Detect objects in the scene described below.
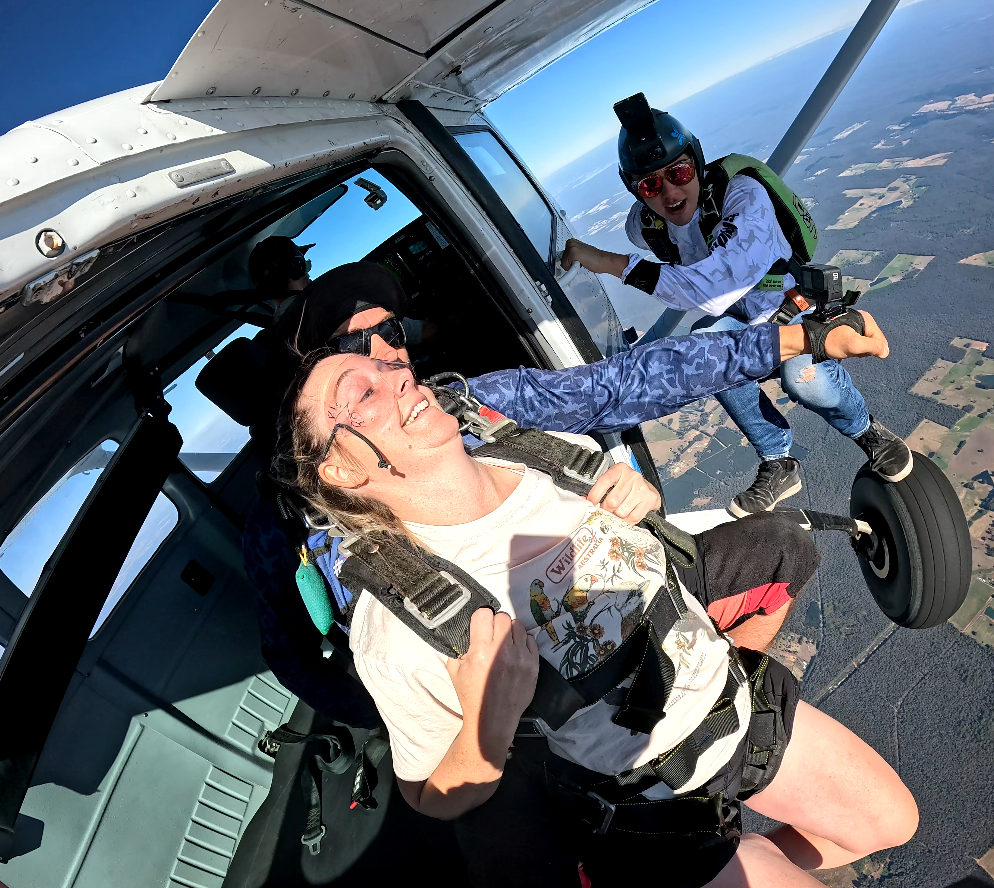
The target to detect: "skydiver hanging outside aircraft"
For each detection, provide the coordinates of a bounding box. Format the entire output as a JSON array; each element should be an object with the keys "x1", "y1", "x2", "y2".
[{"x1": 561, "y1": 93, "x2": 913, "y2": 517}]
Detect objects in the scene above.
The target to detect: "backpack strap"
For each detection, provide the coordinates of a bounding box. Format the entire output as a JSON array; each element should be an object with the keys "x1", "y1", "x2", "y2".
[{"x1": 638, "y1": 204, "x2": 682, "y2": 264}]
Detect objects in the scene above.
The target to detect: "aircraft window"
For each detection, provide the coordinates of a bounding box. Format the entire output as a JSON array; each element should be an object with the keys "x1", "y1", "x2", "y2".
[
  {"x1": 0, "y1": 440, "x2": 179, "y2": 637},
  {"x1": 167, "y1": 324, "x2": 259, "y2": 483},
  {"x1": 452, "y1": 130, "x2": 554, "y2": 263},
  {"x1": 294, "y1": 170, "x2": 421, "y2": 280},
  {"x1": 91, "y1": 493, "x2": 178, "y2": 636}
]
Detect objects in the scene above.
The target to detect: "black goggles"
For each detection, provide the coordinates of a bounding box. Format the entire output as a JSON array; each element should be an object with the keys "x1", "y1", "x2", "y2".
[{"x1": 327, "y1": 316, "x2": 406, "y2": 356}]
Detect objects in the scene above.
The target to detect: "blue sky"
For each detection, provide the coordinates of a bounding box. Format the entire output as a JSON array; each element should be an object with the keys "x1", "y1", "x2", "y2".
[{"x1": 0, "y1": 0, "x2": 902, "y2": 180}]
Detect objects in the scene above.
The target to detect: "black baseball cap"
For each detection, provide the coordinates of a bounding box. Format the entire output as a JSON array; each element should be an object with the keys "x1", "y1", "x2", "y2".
[
  {"x1": 274, "y1": 261, "x2": 408, "y2": 357},
  {"x1": 248, "y1": 236, "x2": 314, "y2": 289}
]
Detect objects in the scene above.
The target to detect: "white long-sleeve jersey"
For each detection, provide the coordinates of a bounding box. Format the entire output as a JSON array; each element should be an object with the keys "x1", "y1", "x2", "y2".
[{"x1": 622, "y1": 174, "x2": 795, "y2": 324}]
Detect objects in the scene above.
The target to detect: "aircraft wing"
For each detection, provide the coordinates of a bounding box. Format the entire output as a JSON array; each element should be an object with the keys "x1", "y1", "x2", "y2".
[{"x1": 149, "y1": 0, "x2": 656, "y2": 107}]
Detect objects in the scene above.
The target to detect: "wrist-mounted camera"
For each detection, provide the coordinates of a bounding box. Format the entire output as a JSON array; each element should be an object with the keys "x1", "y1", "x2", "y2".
[{"x1": 796, "y1": 264, "x2": 862, "y2": 322}]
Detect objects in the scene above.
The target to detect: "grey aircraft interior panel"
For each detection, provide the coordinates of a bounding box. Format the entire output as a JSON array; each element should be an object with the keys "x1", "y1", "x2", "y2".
[{"x1": 2, "y1": 430, "x2": 295, "y2": 887}]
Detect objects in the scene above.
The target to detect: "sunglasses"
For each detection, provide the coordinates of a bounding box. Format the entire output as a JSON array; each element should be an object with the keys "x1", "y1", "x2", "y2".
[
  {"x1": 328, "y1": 316, "x2": 407, "y2": 356},
  {"x1": 636, "y1": 159, "x2": 696, "y2": 199}
]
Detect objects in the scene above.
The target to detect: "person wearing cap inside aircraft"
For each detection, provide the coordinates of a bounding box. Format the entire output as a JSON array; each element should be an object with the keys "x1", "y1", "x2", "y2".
[
  {"x1": 561, "y1": 93, "x2": 913, "y2": 518},
  {"x1": 242, "y1": 261, "x2": 895, "y2": 731},
  {"x1": 248, "y1": 236, "x2": 315, "y2": 313},
  {"x1": 250, "y1": 235, "x2": 438, "y2": 349}
]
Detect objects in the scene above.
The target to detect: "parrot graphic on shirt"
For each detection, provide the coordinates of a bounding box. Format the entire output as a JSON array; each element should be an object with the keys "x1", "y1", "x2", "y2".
[
  {"x1": 529, "y1": 579, "x2": 560, "y2": 644},
  {"x1": 563, "y1": 575, "x2": 599, "y2": 622}
]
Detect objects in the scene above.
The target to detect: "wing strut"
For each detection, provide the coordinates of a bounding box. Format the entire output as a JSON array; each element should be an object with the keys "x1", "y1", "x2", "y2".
[{"x1": 767, "y1": 0, "x2": 901, "y2": 177}]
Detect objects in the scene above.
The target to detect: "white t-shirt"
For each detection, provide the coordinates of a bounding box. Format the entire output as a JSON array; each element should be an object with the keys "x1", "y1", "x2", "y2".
[
  {"x1": 622, "y1": 174, "x2": 795, "y2": 323},
  {"x1": 349, "y1": 456, "x2": 750, "y2": 800}
]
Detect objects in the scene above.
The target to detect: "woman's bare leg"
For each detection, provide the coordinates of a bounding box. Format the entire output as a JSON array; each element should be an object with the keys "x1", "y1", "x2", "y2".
[
  {"x1": 705, "y1": 834, "x2": 825, "y2": 887},
  {"x1": 744, "y1": 701, "x2": 918, "y2": 869}
]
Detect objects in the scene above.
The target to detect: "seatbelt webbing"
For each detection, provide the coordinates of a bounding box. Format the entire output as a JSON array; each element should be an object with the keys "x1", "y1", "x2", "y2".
[{"x1": 261, "y1": 725, "x2": 356, "y2": 855}]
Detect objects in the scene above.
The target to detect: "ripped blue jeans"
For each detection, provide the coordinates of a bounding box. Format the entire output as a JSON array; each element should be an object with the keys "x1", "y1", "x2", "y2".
[{"x1": 687, "y1": 312, "x2": 871, "y2": 460}]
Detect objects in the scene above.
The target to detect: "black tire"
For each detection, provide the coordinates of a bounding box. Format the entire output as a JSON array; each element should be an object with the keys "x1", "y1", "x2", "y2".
[{"x1": 849, "y1": 452, "x2": 971, "y2": 629}]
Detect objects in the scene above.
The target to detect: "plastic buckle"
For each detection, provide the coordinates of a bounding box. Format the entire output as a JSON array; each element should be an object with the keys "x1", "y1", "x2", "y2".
[
  {"x1": 301, "y1": 825, "x2": 326, "y2": 856},
  {"x1": 514, "y1": 717, "x2": 543, "y2": 739},
  {"x1": 403, "y1": 573, "x2": 471, "y2": 629},
  {"x1": 585, "y1": 792, "x2": 616, "y2": 835}
]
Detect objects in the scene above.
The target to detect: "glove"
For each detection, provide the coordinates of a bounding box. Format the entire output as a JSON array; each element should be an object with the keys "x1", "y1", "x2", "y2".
[{"x1": 801, "y1": 309, "x2": 866, "y2": 363}]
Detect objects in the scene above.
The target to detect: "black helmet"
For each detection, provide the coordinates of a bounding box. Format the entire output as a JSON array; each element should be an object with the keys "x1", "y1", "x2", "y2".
[
  {"x1": 614, "y1": 93, "x2": 705, "y2": 196},
  {"x1": 249, "y1": 236, "x2": 314, "y2": 290}
]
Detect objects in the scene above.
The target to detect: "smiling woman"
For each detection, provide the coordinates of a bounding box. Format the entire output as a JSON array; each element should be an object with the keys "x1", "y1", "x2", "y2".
[
  {"x1": 279, "y1": 350, "x2": 918, "y2": 888},
  {"x1": 288, "y1": 355, "x2": 462, "y2": 539}
]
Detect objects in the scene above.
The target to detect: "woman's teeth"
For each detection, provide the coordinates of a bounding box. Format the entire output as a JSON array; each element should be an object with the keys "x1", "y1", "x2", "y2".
[
  {"x1": 403, "y1": 399, "x2": 429, "y2": 427},
  {"x1": 667, "y1": 199, "x2": 686, "y2": 211}
]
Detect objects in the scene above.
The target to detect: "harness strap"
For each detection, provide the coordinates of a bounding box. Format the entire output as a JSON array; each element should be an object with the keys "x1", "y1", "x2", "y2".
[
  {"x1": 769, "y1": 287, "x2": 810, "y2": 326},
  {"x1": 338, "y1": 534, "x2": 500, "y2": 658},
  {"x1": 592, "y1": 664, "x2": 743, "y2": 803},
  {"x1": 553, "y1": 786, "x2": 735, "y2": 839},
  {"x1": 474, "y1": 426, "x2": 609, "y2": 497},
  {"x1": 517, "y1": 663, "x2": 745, "y2": 835},
  {"x1": 737, "y1": 654, "x2": 790, "y2": 799},
  {"x1": 610, "y1": 577, "x2": 680, "y2": 734}
]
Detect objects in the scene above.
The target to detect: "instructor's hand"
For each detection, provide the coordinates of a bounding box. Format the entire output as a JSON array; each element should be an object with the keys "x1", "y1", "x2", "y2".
[
  {"x1": 823, "y1": 310, "x2": 890, "y2": 360},
  {"x1": 445, "y1": 609, "x2": 538, "y2": 764},
  {"x1": 587, "y1": 463, "x2": 662, "y2": 524}
]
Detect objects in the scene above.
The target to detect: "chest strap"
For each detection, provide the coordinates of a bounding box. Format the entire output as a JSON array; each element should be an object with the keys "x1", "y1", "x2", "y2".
[
  {"x1": 339, "y1": 530, "x2": 691, "y2": 732},
  {"x1": 337, "y1": 418, "x2": 699, "y2": 733},
  {"x1": 517, "y1": 662, "x2": 744, "y2": 834}
]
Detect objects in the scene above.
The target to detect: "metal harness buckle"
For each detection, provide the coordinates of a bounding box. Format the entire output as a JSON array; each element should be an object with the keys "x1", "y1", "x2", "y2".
[
  {"x1": 403, "y1": 571, "x2": 472, "y2": 629},
  {"x1": 425, "y1": 372, "x2": 514, "y2": 444},
  {"x1": 562, "y1": 450, "x2": 609, "y2": 485},
  {"x1": 585, "y1": 791, "x2": 616, "y2": 835},
  {"x1": 301, "y1": 824, "x2": 326, "y2": 856}
]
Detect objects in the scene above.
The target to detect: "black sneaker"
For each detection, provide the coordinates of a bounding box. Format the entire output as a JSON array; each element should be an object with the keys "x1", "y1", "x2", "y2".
[
  {"x1": 728, "y1": 457, "x2": 802, "y2": 517},
  {"x1": 855, "y1": 417, "x2": 913, "y2": 482}
]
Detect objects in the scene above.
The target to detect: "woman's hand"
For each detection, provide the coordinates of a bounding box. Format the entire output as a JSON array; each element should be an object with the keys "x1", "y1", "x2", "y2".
[
  {"x1": 561, "y1": 238, "x2": 630, "y2": 278},
  {"x1": 445, "y1": 608, "x2": 539, "y2": 765},
  {"x1": 587, "y1": 463, "x2": 662, "y2": 524}
]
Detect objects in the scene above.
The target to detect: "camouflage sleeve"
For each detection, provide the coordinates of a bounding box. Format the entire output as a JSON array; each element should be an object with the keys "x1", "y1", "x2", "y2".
[{"x1": 466, "y1": 324, "x2": 781, "y2": 435}]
